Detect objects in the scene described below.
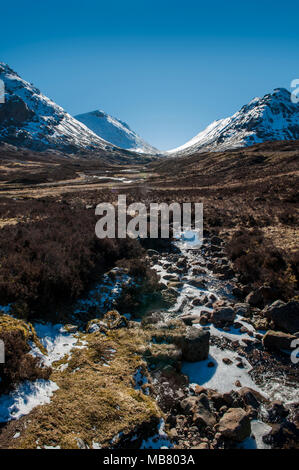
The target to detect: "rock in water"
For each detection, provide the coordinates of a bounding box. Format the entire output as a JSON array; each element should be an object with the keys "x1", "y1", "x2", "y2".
[
  {"x1": 218, "y1": 408, "x2": 251, "y2": 442},
  {"x1": 180, "y1": 328, "x2": 210, "y2": 362}
]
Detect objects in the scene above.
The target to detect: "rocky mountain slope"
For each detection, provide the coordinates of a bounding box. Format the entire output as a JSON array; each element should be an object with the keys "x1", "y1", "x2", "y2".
[
  {"x1": 167, "y1": 88, "x2": 299, "y2": 155},
  {"x1": 75, "y1": 110, "x2": 159, "y2": 154},
  {"x1": 0, "y1": 63, "x2": 119, "y2": 154}
]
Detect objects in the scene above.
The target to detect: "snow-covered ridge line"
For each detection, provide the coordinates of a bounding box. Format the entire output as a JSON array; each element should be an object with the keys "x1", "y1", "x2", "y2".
[
  {"x1": 0, "y1": 63, "x2": 130, "y2": 154},
  {"x1": 75, "y1": 110, "x2": 160, "y2": 154},
  {"x1": 167, "y1": 88, "x2": 299, "y2": 155}
]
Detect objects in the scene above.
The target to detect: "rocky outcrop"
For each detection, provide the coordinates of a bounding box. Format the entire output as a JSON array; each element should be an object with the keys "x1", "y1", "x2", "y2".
[
  {"x1": 263, "y1": 300, "x2": 299, "y2": 334},
  {"x1": 179, "y1": 328, "x2": 210, "y2": 362},
  {"x1": 217, "y1": 408, "x2": 251, "y2": 442},
  {"x1": 263, "y1": 330, "x2": 297, "y2": 351},
  {"x1": 246, "y1": 286, "x2": 275, "y2": 307},
  {"x1": 210, "y1": 300, "x2": 236, "y2": 325}
]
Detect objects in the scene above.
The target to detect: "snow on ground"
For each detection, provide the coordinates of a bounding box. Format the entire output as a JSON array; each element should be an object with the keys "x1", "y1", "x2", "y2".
[
  {"x1": 0, "y1": 321, "x2": 85, "y2": 423},
  {"x1": 0, "y1": 379, "x2": 58, "y2": 423},
  {"x1": 133, "y1": 367, "x2": 149, "y2": 394},
  {"x1": 198, "y1": 316, "x2": 255, "y2": 344},
  {"x1": 182, "y1": 345, "x2": 259, "y2": 393},
  {"x1": 140, "y1": 419, "x2": 173, "y2": 449},
  {"x1": 238, "y1": 420, "x2": 272, "y2": 449},
  {"x1": 32, "y1": 322, "x2": 80, "y2": 367},
  {"x1": 73, "y1": 269, "x2": 133, "y2": 317}
]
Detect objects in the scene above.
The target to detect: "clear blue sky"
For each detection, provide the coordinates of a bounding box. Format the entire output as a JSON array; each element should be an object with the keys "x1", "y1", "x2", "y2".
[{"x1": 1, "y1": 0, "x2": 299, "y2": 150}]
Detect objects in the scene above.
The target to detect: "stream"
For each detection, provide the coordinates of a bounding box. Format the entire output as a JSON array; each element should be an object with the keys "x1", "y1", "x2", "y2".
[{"x1": 0, "y1": 234, "x2": 298, "y2": 448}]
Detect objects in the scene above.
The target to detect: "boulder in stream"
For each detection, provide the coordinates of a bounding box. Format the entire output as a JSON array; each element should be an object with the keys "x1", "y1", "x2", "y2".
[{"x1": 180, "y1": 327, "x2": 210, "y2": 362}]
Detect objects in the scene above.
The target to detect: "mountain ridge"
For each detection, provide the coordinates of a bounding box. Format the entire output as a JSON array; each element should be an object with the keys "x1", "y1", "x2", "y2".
[
  {"x1": 75, "y1": 109, "x2": 159, "y2": 154},
  {"x1": 0, "y1": 63, "x2": 117, "y2": 154},
  {"x1": 166, "y1": 88, "x2": 299, "y2": 155}
]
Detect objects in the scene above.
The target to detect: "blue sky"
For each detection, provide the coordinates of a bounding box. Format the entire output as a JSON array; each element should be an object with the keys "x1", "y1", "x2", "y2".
[{"x1": 1, "y1": 0, "x2": 299, "y2": 150}]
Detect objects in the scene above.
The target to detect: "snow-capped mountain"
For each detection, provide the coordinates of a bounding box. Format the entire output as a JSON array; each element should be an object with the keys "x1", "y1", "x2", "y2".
[
  {"x1": 75, "y1": 110, "x2": 159, "y2": 154},
  {"x1": 167, "y1": 88, "x2": 299, "y2": 155},
  {"x1": 0, "y1": 63, "x2": 117, "y2": 153}
]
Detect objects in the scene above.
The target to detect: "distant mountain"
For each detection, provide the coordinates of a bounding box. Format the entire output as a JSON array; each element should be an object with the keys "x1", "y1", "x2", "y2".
[
  {"x1": 75, "y1": 110, "x2": 159, "y2": 154},
  {"x1": 0, "y1": 63, "x2": 119, "y2": 154},
  {"x1": 167, "y1": 88, "x2": 299, "y2": 155}
]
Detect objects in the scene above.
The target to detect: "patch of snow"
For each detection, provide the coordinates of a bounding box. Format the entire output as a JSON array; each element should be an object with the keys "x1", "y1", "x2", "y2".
[
  {"x1": 32, "y1": 323, "x2": 79, "y2": 366},
  {"x1": 43, "y1": 445, "x2": 61, "y2": 449},
  {"x1": 133, "y1": 367, "x2": 149, "y2": 394},
  {"x1": 74, "y1": 269, "x2": 134, "y2": 316},
  {"x1": 238, "y1": 420, "x2": 272, "y2": 449},
  {"x1": 140, "y1": 419, "x2": 173, "y2": 449},
  {"x1": 183, "y1": 345, "x2": 260, "y2": 393},
  {"x1": 92, "y1": 441, "x2": 102, "y2": 449},
  {"x1": 0, "y1": 379, "x2": 59, "y2": 423}
]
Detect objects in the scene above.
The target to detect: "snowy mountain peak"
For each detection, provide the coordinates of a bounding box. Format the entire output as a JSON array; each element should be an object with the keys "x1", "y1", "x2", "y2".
[
  {"x1": 75, "y1": 110, "x2": 159, "y2": 154},
  {"x1": 0, "y1": 63, "x2": 114, "y2": 153},
  {"x1": 167, "y1": 88, "x2": 299, "y2": 155}
]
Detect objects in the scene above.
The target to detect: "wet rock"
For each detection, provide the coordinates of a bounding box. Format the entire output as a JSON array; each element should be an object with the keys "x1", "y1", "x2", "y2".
[
  {"x1": 161, "y1": 287, "x2": 180, "y2": 305},
  {"x1": 199, "y1": 315, "x2": 209, "y2": 326},
  {"x1": 263, "y1": 300, "x2": 299, "y2": 334},
  {"x1": 234, "y1": 303, "x2": 250, "y2": 317},
  {"x1": 263, "y1": 330, "x2": 297, "y2": 351},
  {"x1": 192, "y1": 266, "x2": 206, "y2": 275},
  {"x1": 192, "y1": 408, "x2": 216, "y2": 428},
  {"x1": 191, "y1": 297, "x2": 205, "y2": 307},
  {"x1": 164, "y1": 274, "x2": 179, "y2": 281},
  {"x1": 180, "y1": 314, "x2": 201, "y2": 326},
  {"x1": 167, "y1": 281, "x2": 184, "y2": 289},
  {"x1": 263, "y1": 421, "x2": 299, "y2": 448},
  {"x1": 189, "y1": 278, "x2": 207, "y2": 289},
  {"x1": 180, "y1": 327, "x2": 210, "y2": 362},
  {"x1": 246, "y1": 286, "x2": 275, "y2": 307},
  {"x1": 210, "y1": 392, "x2": 227, "y2": 410},
  {"x1": 217, "y1": 408, "x2": 251, "y2": 442},
  {"x1": 238, "y1": 387, "x2": 267, "y2": 409},
  {"x1": 211, "y1": 302, "x2": 236, "y2": 325},
  {"x1": 235, "y1": 380, "x2": 242, "y2": 387},
  {"x1": 266, "y1": 401, "x2": 289, "y2": 423}
]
